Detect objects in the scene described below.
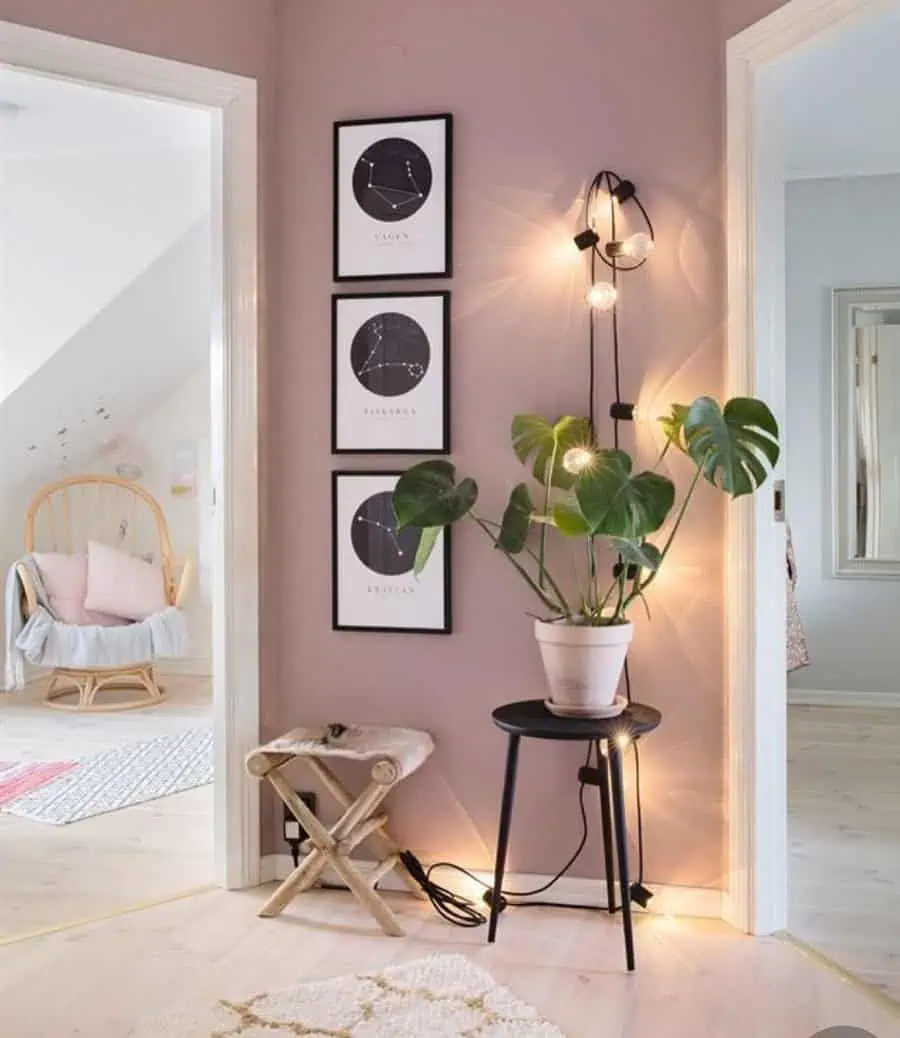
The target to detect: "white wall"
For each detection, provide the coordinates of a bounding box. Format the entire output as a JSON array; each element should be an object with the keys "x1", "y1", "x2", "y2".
[
  {"x1": 786, "y1": 174, "x2": 900, "y2": 696},
  {"x1": 0, "y1": 147, "x2": 209, "y2": 401}
]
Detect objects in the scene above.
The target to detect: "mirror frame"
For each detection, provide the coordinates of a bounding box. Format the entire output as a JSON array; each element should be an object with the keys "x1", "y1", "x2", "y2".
[{"x1": 832, "y1": 285, "x2": 900, "y2": 579}]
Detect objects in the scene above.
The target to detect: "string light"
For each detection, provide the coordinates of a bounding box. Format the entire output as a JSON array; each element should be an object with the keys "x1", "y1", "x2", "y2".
[
  {"x1": 586, "y1": 281, "x2": 617, "y2": 311},
  {"x1": 562, "y1": 445, "x2": 597, "y2": 475},
  {"x1": 607, "y1": 232, "x2": 655, "y2": 262}
]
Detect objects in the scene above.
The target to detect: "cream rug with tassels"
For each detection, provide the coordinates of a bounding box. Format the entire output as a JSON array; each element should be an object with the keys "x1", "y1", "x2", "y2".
[{"x1": 130, "y1": 954, "x2": 565, "y2": 1037}]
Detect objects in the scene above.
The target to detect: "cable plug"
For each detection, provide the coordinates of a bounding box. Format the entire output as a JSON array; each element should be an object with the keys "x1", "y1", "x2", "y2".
[{"x1": 630, "y1": 882, "x2": 654, "y2": 909}]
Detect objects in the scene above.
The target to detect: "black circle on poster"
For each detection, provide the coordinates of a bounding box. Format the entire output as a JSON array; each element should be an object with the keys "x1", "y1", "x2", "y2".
[
  {"x1": 352, "y1": 137, "x2": 433, "y2": 222},
  {"x1": 350, "y1": 312, "x2": 430, "y2": 397},
  {"x1": 350, "y1": 491, "x2": 422, "y2": 576}
]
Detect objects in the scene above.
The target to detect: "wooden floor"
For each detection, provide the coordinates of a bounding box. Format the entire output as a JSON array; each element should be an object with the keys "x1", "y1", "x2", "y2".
[
  {"x1": 0, "y1": 886, "x2": 896, "y2": 1037},
  {"x1": 0, "y1": 675, "x2": 213, "y2": 940},
  {"x1": 789, "y1": 703, "x2": 900, "y2": 1006}
]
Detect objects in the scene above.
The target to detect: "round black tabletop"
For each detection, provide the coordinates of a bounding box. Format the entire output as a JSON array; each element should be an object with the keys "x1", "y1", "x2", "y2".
[{"x1": 492, "y1": 699, "x2": 661, "y2": 741}]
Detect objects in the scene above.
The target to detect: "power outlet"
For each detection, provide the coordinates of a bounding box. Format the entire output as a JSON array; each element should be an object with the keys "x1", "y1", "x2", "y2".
[{"x1": 283, "y1": 791, "x2": 317, "y2": 845}]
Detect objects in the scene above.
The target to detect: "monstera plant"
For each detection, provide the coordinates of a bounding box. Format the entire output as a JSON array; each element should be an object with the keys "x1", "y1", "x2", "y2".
[{"x1": 392, "y1": 396, "x2": 780, "y2": 716}]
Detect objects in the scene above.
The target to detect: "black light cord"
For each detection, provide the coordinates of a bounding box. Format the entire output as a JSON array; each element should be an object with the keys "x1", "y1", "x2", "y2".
[{"x1": 399, "y1": 744, "x2": 601, "y2": 925}]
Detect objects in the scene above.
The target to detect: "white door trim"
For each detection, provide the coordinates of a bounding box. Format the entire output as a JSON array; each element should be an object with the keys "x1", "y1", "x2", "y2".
[
  {"x1": 0, "y1": 20, "x2": 261, "y2": 889},
  {"x1": 725, "y1": 0, "x2": 900, "y2": 933}
]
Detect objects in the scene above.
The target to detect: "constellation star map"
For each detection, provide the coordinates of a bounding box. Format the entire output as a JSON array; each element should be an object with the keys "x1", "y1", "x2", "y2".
[
  {"x1": 352, "y1": 137, "x2": 433, "y2": 223},
  {"x1": 350, "y1": 311, "x2": 430, "y2": 398},
  {"x1": 350, "y1": 491, "x2": 422, "y2": 576}
]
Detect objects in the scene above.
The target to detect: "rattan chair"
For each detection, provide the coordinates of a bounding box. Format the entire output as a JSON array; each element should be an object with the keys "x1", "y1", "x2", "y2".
[{"x1": 16, "y1": 475, "x2": 193, "y2": 712}]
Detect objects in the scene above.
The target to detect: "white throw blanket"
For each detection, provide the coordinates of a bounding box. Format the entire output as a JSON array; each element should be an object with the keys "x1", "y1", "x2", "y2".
[{"x1": 3, "y1": 557, "x2": 188, "y2": 693}]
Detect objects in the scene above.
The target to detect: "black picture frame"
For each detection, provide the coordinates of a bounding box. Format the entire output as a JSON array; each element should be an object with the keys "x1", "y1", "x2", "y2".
[
  {"x1": 333, "y1": 113, "x2": 453, "y2": 282},
  {"x1": 331, "y1": 291, "x2": 451, "y2": 455},
  {"x1": 332, "y1": 471, "x2": 452, "y2": 634}
]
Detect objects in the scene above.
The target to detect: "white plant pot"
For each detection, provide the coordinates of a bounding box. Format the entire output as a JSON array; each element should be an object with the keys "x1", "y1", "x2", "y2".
[{"x1": 534, "y1": 619, "x2": 634, "y2": 715}]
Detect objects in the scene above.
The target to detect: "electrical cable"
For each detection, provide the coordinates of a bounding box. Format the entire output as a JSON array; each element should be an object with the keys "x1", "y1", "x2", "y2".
[{"x1": 399, "y1": 744, "x2": 602, "y2": 925}]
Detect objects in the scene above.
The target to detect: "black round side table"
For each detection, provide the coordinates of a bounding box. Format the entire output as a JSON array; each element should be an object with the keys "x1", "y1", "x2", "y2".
[{"x1": 488, "y1": 699, "x2": 661, "y2": 972}]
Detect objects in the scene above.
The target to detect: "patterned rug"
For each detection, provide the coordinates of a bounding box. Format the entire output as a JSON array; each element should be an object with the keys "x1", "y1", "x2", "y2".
[
  {"x1": 129, "y1": 954, "x2": 565, "y2": 1037},
  {"x1": 2, "y1": 727, "x2": 213, "y2": 825},
  {"x1": 0, "y1": 760, "x2": 77, "y2": 807}
]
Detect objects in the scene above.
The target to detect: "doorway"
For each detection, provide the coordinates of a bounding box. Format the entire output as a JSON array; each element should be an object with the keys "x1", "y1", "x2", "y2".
[
  {"x1": 0, "y1": 20, "x2": 261, "y2": 923},
  {"x1": 725, "y1": 0, "x2": 900, "y2": 969}
]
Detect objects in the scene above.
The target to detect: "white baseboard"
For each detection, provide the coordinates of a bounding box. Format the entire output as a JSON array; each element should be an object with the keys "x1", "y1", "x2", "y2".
[
  {"x1": 788, "y1": 687, "x2": 900, "y2": 709},
  {"x1": 260, "y1": 853, "x2": 723, "y2": 920}
]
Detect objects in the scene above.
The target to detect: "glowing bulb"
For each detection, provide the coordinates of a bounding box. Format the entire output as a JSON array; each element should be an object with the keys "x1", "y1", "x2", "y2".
[
  {"x1": 562, "y1": 445, "x2": 596, "y2": 475},
  {"x1": 586, "y1": 281, "x2": 617, "y2": 311},
  {"x1": 615, "y1": 732, "x2": 631, "y2": 751},
  {"x1": 621, "y1": 232, "x2": 654, "y2": 261}
]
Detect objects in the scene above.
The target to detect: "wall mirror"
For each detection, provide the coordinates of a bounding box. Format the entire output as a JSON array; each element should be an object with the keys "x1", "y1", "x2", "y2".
[{"x1": 833, "y1": 286, "x2": 900, "y2": 577}]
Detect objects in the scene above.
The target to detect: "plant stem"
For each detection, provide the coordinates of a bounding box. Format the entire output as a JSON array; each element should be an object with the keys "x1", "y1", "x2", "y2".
[
  {"x1": 475, "y1": 516, "x2": 571, "y2": 615},
  {"x1": 611, "y1": 569, "x2": 627, "y2": 623},
  {"x1": 586, "y1": 535, "x2": 596, "y2": 612},
  {"x1": 622, "y1": 466, "x2": 703, "y2": 611},
  {"x1": 471, "y1": 515, "x2": 568, "y2": 615},
  {"x1": 538, "y1": 443, "x2": 560, "y2": 590}
]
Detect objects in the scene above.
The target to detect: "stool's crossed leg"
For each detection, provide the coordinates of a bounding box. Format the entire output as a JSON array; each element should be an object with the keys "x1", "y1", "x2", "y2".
[{"x1": 256, "y1": 756, "x2": 422, "y2": 937}]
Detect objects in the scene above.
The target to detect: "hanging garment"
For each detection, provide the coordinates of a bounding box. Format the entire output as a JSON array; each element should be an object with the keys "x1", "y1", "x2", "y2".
[{"x1": 786, "y1": 526, "x2": 810, "y2": 672}]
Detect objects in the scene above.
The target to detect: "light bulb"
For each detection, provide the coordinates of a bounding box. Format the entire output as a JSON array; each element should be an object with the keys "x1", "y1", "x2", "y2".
[
  {"x1": 616, "y1": 732, "x2": 631, "y2": 751},
  {"x1": 562, "y1": 445, "x2": 596, "y2": 475},
  {"x1": 621, "y1": 232, "x2": 654, "y2": 261},
  {"x1": 586, "y1": 281, "x2": 617, "y2": 311}
]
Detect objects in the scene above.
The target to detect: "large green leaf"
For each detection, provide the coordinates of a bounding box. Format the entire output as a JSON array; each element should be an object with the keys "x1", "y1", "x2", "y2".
[
  {"x1": 575, "y1": 450, "x2": 675, "y2": 538},
  {"x1": 682, "y1": 396, "x2": 780, "y2": 498},
  {"x1": 551, "y1": 502, "x2": 591, "y2": 537},
  {"x1": 413, "y1": 526, "x2": 442, "y2": 576},
  {"x1": 511, "y1": 414, "x2": 593, "y2": 489},
  {"x1": 608, "y1": 538, "x2": 662, "y2": 572},
  {"x1": 496, "y1": 483, "x2": 533, "y2": 553},
  {"x1": 393, "y1": 461, "x2": 478, "y2": 530}
]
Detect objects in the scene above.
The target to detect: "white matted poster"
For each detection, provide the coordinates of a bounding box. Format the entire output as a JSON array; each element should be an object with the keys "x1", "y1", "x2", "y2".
[
  {"x1": 333, "y1": 114, "x2": 452, "y2": 281},
  {"x1": 332, "y1": 292, "x2": 450, "y2": 454},
  {"x1": 332, "y1": 471, "x2": 451, "y2": 633}
]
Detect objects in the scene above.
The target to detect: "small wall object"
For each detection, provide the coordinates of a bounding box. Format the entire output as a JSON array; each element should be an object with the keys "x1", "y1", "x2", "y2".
[
  {"x1": 332, "y1": 471, "x2": 450, "y2": 634},
  {"x1": 170, "y1": 440, "x2": 198, "y2": 498},
  {"x1": 333, "y1": 114, "x2": 452, "y2": 281},
  {"x1": 332, "y1": 291, "x2": 450, "y2": 454}
]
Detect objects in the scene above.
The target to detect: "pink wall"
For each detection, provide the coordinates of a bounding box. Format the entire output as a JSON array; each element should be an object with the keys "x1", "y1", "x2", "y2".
[
  {"x1": 0, "y1": 0, "x2": 788, "y2": 890},
  {"x1": 269, "y1": 0, "x2": 729, "y2": 889}
]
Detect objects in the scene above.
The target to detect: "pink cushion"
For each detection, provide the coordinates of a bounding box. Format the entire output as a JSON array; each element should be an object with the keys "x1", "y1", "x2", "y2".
[
  {"x1": 84, "y1": 541, "x2": 167, "y2": 622},
  {"x1": 32, "y1": 553, "x2": 128, "y2": 627}
]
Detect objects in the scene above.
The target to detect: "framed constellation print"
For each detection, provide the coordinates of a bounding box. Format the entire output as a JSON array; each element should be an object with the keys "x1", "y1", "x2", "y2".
[
  {"x1": 332, "y1": 471, "x2": 451, "y2": 634},
  {"x1": 332, "y1": 291, "x2": 450, "y2": 454},
  {"x1": 333, "y1": 114, "x2": 453, "y2": 281}
]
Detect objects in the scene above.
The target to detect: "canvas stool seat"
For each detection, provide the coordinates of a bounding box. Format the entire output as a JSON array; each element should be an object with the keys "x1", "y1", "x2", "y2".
[{"x1": 245, "y1": 723, "x2": 434, "y2": 936}]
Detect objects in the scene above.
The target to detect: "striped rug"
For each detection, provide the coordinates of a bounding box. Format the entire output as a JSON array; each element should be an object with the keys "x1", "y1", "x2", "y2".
[
  {"x1": 2, "y1": 727, "x2": 212, "y2": 825},
  {"x1": 0, "y1": 760, "x2": 77, "y2": 807}
]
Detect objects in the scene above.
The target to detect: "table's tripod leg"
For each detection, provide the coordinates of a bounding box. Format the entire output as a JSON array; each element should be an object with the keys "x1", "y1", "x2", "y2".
[
  {"x1": 593, "y1": 740, "x2": 617, "y2": 914},
  {"x1": 609, "y1": 744, "x2": 635, "y2": 971},
  {"x1": 488, "y1": 733, "x2": 520, "y2": 944}
]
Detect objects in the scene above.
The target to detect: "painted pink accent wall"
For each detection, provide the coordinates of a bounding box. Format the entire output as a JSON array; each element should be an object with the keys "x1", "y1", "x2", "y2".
[
  {"x1": 0, "y1": 0, "x2": 787, "y2": 889},
  {"x1": 268, "y1": 0, "x2": 729, "y2": 889}
]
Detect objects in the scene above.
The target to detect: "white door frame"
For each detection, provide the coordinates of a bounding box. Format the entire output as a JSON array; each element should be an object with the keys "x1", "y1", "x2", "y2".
[
  {"x1": 725, "y1": 0, "x2": 899, "y2": 933},
  {"x1": 0, "y1": 21, "x2": 261, "y2": 889}
]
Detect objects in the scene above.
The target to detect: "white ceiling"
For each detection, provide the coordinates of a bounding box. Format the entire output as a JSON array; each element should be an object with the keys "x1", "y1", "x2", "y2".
[
  {"x1": 0, "y1": 66, "x2": 209, "y2": 158},
  {"x1": 777, "y1": 6, "x2": 900, "y2": 180}
]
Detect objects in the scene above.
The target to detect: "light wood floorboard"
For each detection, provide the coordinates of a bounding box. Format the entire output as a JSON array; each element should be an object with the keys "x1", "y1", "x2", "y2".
[
  {"x1": 0, "y1": 887, "x2": 897, "y2": 1037},
  {"x1": 789, "y1": 703, "x2": 900, "y2": 1006},
  {"x1": 0, "y1": 675, "x2": 213, "y2": 939}
]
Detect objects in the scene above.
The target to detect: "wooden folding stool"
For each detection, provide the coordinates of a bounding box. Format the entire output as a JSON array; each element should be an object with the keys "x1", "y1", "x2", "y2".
[{"x1": 245, "y1": 723, "x2": 434, "y2": 937}]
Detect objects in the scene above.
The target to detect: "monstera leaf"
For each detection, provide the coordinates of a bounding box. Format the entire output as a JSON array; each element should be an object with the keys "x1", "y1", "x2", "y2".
[
  {"x1": 413, "y1": 526, "x2": 442, "y2": 577},
  {"x1": 393, "y1": 461, "x2": 478, "y2": 530},
  {"x1": 575, "y1": 450, "x2": 675, "y2": 538},
  {"x1": 681, "y1": 396, "x2": 779, "y2": 498},
  {"x1": 607, "y1": 538, "x2": 663, "y2": 572},
  {"x1": 511, "y1": 414, "x2": 593, "y2": 490},
  {"x1": 496, "y1": 483, "x2": 533, "y2": 553},
  {"x1": 550, "y1": 502, "x2": 591, "y2": 537},
  {"x1": 660, "y1": 403, "x2": 690, "y2": 452}
]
